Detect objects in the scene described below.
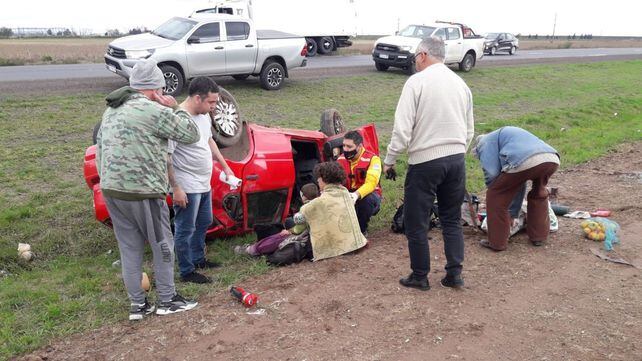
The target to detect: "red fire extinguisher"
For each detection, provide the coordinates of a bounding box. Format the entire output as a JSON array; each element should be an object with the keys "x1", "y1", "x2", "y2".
[{"x1": 229, "y1": 286, "x2": 258, "y2": 307}]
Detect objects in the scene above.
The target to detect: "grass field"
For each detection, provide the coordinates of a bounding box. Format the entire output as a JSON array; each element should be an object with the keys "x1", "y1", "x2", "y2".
[
  {"x1": 0, "y1": 60, "x2": 641, "y2": 360},
  {"x1": 1, "y1": 36, "x2": 641, "y2": 65}
]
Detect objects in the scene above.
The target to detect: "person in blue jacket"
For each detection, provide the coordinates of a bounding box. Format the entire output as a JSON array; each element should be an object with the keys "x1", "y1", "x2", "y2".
[{"x1": 472, "y1": 126, "x2": 560, "y2": 251}]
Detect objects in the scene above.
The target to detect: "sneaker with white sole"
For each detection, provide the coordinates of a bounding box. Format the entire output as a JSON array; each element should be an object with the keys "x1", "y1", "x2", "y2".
[
  {"x1": 156, "y1": 293, "x2": 198, "y2": 315},
  {"x1": 129, "y1": 299, "x2": 155, "y2": 321}
]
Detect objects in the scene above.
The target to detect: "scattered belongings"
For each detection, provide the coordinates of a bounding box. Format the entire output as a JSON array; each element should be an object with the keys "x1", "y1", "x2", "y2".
[
  {"x1": 581, "y1": 218, "x2": 621, "y2": 251},
  {"x1": 564, "y1": 211, "x2": 591, "y2": 219},
  {"x1": 230, "y1": 286, "x2": 259, "y2": 308},
  {"x1": 590, "y1": 208, "x2": 612, "y2": 217},
  {"x1": 590, "y1": 247, "x2": 638, "y2": 268},
  {"x1": 17, "y1": 243, "x2": 34, "y2": 261}
]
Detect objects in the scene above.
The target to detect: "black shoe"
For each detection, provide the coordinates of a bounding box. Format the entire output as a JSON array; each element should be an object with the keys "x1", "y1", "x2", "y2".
[
  {"x1": 180, "y1": 271, "x2": 212, "y2": 284},
  {"x1": 531, "y1": 240, "x2": 543, "y2": 247},
  {"x1": 399, "y1": 274, "x2": 430, "y2": 291},
  {"x1": 156, "y1": 293, "x2": 198, "y2": 315},
  {"x1": 440, "y1": 275, "x2": 464, "y2": 289},
  {"x1": 195, "y1": 259, "x2": 221, "y2": 269},
  {"x1": 129, "y1": 298, "x2": 155, "y2": 321}
]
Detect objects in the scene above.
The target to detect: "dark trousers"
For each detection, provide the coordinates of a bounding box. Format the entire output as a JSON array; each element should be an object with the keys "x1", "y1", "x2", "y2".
[
  {"x1": 404, "y1": 154, "x2": 466, "y2": 278},
  {"x1": 486, "y1": 162, "x2": 559, "y2": 250},
  {"x1": 355, "y1": 193, "x2": 381, "y2": 233}
]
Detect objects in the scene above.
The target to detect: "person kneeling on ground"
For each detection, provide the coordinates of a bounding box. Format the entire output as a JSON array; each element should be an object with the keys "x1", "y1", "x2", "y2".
[
  {"x1": 293, "y1": 162, "x2": 367, "y2": 261},
  {"x1": 472, "y1": 126, "x2": 560, "y2": 251},
  {"x1": 336, "y1": 130, "x2": 382, "y2": 236},
  {"x1": 235, "y1": 183, "x2": 319, "y2": 257}
]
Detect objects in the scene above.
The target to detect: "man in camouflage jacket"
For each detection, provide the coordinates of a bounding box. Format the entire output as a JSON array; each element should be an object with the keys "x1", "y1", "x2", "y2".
[{"x1": 96, "y1": 59, "x2": 200, "y2": 320}]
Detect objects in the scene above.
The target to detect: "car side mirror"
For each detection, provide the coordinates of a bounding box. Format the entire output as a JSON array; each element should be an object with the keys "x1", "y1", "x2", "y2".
[{"x1": 187, "y1": 36, "x2": 200, "y2": 44}]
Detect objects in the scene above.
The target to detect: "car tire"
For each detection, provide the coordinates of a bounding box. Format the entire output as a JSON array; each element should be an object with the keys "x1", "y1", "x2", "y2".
[
  {"x1": 490, "y1": 46, "x2": 496, "y2": 55},
  {"x1": 211, "y1": 87, "x2": 244, "y2": 147},
  {"x1": 92, "y1": 121, "x2": 101, "y2": 144},
  {"x1": 316, "y1": 37, "x2": 334, "y2": 55},
  {"x1": 160, "y1": 64, "x2": 184, "y2": 96},
  {"x1": 509, "y1": 46, "x2": 517, "y2": 55},
  {"x1": 375, "y1": 62, "x2": 389, "y2": 71},
  {"x1": 403, "y1": 63, "x2": 416, "y2": 75},
  {"x1": 319, "y1": 109, "x2": 346, "y2": 137},
  {"x1": 232, "y1": 74, "x2": 250, "y2": 80},
  {"x1": 259, "y1": 61, "x2": 285, "y2": 90},
  {"x1": 458, "y1": 53, "x2": 475, "y2": 72},
  {"x1": 306, "y1": 38, "x2": 318, "y2": 57}
]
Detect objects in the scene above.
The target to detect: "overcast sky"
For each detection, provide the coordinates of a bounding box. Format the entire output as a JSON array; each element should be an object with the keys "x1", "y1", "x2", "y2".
[{"x1": 1, "y1": 0, "x2": 641, "y2": 36}]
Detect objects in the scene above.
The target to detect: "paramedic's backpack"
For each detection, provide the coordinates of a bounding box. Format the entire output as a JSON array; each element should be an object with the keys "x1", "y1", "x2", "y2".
[{"x1": 391, "y1": 202, "x2": 440, "y2": 234}]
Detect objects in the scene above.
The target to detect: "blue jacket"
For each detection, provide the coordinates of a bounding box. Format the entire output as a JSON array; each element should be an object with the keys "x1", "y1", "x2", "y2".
[{"x1": 475, "y1": 126, "x2": 558, "y2": 217}]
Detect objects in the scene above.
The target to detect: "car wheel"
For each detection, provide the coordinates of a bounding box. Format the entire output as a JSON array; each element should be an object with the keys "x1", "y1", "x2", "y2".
[
  {"x1": 232, "y1": 74, "x2": 250, "y2": 80},
  {"x1": 375, "y1": 62, "x2": 389, "y2": 71},
  {"x1": 490, "y1": 46, "x2": 496, "y2": 55},
  {"x1": 458, "y1": 53, "x2": 475, "y2": 72},
  {"x1": 160, "y1": 65, "x2": 184, "y2": 96},
  {"x1": 509, "y1": 46, "x2": 517, "y2": 55},
  {"x1": 92, "y1": 121, "x2": 101, "y2": 144},
  {"x1": 306, "y1": 37, "x2": 318, "y2": 57},
  {"x1": 211, "y1": 87, "x2": 243, "y2": 147},
  {"x1": 403, "y1": 63, "x2": 416, "y2": 75},
  {"x1": 319, "y1": 109, "x2": 346, "y2": 137},
  {"x1": 316, "y1": 37, "x2": 334, "y2": 55},
  {"x1": 260, "y1": 61, "x2": 285, "y2": 90}
]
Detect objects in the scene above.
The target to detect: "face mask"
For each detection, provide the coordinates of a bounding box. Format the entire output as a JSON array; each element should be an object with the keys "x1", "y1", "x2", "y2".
[{"x1": 344, "y1": 149, "x2": 358, "y2": 160}]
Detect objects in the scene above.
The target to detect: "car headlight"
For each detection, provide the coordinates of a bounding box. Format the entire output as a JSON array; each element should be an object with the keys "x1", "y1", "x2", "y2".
[
  {"x1": 125, "y1": 49, "x2": 154, "y2": 59},
  {"x1": 400, "y1": 45, "x2": 413, "y2": 52}
]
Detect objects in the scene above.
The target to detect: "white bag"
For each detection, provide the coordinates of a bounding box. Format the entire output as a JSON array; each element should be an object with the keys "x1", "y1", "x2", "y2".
[{"x1": 481, "y1": 201, "x2": 558, "y2": 236}]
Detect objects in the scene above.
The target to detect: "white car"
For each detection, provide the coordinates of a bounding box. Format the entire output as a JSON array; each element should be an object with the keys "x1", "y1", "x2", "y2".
[
  {"x1": 372, "y1": 21, "x2": 485, "y2": 74},
  {"x1": 104, "y1": 13, "x2": 308, "y2": 94}
]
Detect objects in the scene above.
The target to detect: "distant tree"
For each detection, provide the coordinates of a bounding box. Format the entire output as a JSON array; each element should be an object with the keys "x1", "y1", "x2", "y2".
[
  {"x1": 46, "y1": 29, "x2": 53, "y2": 36},
  {"x1": 0, "y1": 27, "x2": 13, "y2": 38},
  {"x1": 105, "y1": 29, "x2": 121, "y2": 37},
  {"x1": 128, "y1": 27, "x2": 149, "y2": 35}
]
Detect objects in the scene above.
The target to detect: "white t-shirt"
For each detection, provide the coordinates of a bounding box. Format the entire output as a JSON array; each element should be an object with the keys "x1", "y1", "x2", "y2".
[{"x1": 168, "y1": 113, "x2": 213, "y2": 193}]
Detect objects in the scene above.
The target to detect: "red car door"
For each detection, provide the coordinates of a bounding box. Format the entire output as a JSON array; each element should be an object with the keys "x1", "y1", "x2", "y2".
[{"x1": 241, "y1": 125, "x2": 296, "y2": 230}]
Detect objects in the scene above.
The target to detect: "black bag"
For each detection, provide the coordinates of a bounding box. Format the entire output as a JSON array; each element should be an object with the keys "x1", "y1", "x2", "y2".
[
  {"x1": 391, "y1": 202, "x2": 440, "y2": 234},
  {"x1": 266, "y1": 233, "x2": 313, "y2": 266}
]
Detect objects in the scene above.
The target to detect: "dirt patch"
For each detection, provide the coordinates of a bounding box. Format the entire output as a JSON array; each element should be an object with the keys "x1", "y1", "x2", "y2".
[{"x1": 19, "y1": 142, "x2": 642, "y2": 361}]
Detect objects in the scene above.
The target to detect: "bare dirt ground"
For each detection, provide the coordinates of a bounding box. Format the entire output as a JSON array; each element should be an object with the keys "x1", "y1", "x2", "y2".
[{"x1": 18, "y1": 142, "x2": 642, "y2": 361}]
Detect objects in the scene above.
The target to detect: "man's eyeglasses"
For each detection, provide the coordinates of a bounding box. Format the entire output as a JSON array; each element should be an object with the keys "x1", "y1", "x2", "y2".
[{"x1": 412, "y1": 51, "x2": 427, "y2": 63}]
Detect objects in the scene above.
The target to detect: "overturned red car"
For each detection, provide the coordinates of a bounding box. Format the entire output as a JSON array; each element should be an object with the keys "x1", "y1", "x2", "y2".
[{"x1": 83, "y1": 105, "x2": 380, "y2": 238}]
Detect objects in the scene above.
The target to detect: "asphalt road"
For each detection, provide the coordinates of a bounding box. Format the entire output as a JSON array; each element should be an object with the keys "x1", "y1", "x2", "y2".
[{"x1": 0, "y1": 47, "x2": 640, "y2": 96}]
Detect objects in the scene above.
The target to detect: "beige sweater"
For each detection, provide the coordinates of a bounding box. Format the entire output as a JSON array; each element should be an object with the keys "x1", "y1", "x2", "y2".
[{"x1": 384, "y1": 63, "x2": 474, "y2": 165}]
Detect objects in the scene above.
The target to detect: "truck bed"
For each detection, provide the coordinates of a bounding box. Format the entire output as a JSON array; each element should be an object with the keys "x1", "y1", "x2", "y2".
[{"x1": 257, "y1": 29, "x2": 302, "y2": 40}]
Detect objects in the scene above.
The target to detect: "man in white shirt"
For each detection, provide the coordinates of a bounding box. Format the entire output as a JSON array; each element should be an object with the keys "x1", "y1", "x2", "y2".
[
  {"x1": 383, "y1": 37, "x2": 474, "y2": 291},
  {"x1": 168, "y1": 77, "x2": 234, "y2": 284}
]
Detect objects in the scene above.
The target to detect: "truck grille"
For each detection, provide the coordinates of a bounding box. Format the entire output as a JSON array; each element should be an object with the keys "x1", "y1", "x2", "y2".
[
  {"x1": 376, "y1": 43, "x2": 400, "y2": 52},
  {"x1": 107, "y1": 46, "x2": 126, "y2": 59}
]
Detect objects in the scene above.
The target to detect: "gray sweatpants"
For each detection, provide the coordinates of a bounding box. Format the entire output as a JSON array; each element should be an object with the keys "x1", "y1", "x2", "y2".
[{"x1": 105, "y1": 196, "x2": 176, "y2": 304}]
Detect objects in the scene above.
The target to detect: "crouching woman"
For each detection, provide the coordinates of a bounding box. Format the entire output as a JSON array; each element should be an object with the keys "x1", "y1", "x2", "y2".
[{"x1": 294, "y1": 162, "x2": 368, "y2": 261}]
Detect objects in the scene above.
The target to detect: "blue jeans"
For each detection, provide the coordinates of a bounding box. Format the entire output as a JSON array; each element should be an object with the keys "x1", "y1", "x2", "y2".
[{"x1": 173, "y1": 191, "x2": 213, "y2": 277}]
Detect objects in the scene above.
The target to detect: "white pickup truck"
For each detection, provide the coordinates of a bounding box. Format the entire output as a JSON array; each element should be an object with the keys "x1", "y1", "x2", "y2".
[
  {"x1": 104, "y1": 13, "x2": 307, "y2": 94},
  {"x1": 372, "y1": 21, "x2": 485, "y2": 74}
]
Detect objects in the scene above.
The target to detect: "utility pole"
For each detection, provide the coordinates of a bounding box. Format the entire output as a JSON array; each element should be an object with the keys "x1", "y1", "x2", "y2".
[{"x1": 552, "y1": 12, "x2": 557, "y2": 41}]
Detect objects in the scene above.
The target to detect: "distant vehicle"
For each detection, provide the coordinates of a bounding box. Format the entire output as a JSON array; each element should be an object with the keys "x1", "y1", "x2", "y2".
[
  {"x1": 193, "y1": 0, "x2": 355, "y2": 57},
  {"x1": 483, "y1": 33, "x2": 519, "y2": 55},
  {"x1": 372, "y1": 21, "x2": 485, "y2": 74},
  {"x1": 104, "y1": 14, "x2": 307, "y2": 94}
]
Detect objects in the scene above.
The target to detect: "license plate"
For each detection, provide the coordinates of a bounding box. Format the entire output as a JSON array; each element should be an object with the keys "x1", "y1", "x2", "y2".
[
  {"x1": 107, "y1": 65, "x2": 116, "y2": 73},
  {"x1": 379, "y1": 53, "x2": 389, "y2": 59}
]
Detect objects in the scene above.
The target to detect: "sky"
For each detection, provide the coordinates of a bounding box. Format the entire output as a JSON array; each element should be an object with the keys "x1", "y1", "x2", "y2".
[{"x1": 1, "y1": 0, "x2": 641, "y2": 36}]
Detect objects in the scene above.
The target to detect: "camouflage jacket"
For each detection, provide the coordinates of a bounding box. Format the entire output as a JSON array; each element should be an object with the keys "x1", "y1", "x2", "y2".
[{"x1": 96, "y1": 87, "x2": 200, "y2": 200}]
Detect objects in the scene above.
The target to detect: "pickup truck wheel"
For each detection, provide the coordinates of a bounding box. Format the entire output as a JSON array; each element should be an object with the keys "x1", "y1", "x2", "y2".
[
  {"x1": 260, "y1": 62, "x2": 285, "y2": 90},
  {"x1": 319, "y1": 109, "x2": 346, "y2": 137},
  {"x1": 232, "y1": 74, "x2": 250, "y2": 80},
  {"x1": 316, "y1": 37, "x2": 334, "y2": 55},
  {"x1": 92, "y1": 121, "x2": 101, "y2": 144},
  {"x1": 458, "y1": 53, "x2": 475, "y2": 72},
  {"x1": 375, "y1": 62, "x2": 389, "y2": 71},
  {"x1": 306, "y1": 38, "x2": 318, "y2": 57},
  {"x1": 211, "y1": 87, "x2": 243, "y2": 147},
  {"x1": 403, "y1": 63, "x2": 416, "y2": 75},
  {"x1": 509, "y1": 46, "x2": 517, "y2": 55},
  {"x1": 160, "y1": 65, "x2": 184, "y2": 96},
  {"x1": 490, "y1": 46, "x2": 497, "y2": 55}
]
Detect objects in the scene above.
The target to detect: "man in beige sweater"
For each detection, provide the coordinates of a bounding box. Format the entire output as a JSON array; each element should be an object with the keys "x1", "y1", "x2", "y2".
[{"x1": 383, "y1": 37, "x2": 474, "y2": 291}]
